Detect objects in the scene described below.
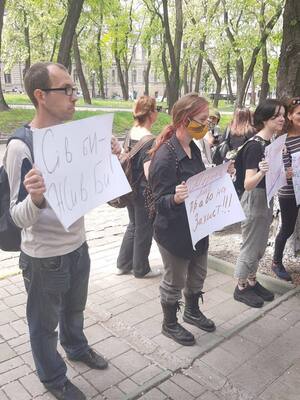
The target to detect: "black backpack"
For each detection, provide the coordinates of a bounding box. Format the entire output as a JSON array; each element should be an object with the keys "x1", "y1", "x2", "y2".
[
  {"x1": 0, "y1": 126, "x2": 33, "y2": 251},
  {"x1": 225, "y1": 135, "x2": 267, "y2": 199}
]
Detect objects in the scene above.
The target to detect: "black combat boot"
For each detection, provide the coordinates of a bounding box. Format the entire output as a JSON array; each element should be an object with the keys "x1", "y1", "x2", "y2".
[
  {"x1": 161, "y1": 301, "x2": 195, "y2": 346},
  {"x1": 183, "y1": 292, "x2": 216, "y2": 332}
]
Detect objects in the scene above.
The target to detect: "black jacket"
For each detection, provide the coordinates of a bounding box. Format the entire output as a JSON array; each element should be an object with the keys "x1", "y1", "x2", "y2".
[{"x1": 149, "y1": 133, "x2": 209, "y2": 259}]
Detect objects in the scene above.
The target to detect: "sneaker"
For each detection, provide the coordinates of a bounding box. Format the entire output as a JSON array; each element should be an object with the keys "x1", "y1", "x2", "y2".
[
  {"x1": 69, "y1": 348, "x2": 108, "y2": 369},
  {"x1": 272, "y1": 262, "x2": 292, "y2": 281},
  {"x1": 233, "y1": 285, "x2": 264, "y2": 308},
  {"x1": 46, "y1": 380, "x2": 86, "y2": 400},
  {"x1": 252, "y1": 281, "x2": 274, "y2": 301},
  {"x1": 135, "y1": 269, "x2": 162, "y2": 279}
]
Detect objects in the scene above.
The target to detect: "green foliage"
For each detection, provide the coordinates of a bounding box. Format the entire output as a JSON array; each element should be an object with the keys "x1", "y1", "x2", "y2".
[
  {"x1": 1, "y1": 0, "x2": 284, "y2": 107},
  {"x1": 0, "y1": 107, "x2": 171, "y2": 136}
]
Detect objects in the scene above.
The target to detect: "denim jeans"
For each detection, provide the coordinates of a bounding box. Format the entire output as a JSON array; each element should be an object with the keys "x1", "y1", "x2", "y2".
[
  {"x1": 19, "y1": 242, "x2": 90, "y2": 388},
  {"x1": 117, "y1": 198, "x2": 153, "y2": 277}
]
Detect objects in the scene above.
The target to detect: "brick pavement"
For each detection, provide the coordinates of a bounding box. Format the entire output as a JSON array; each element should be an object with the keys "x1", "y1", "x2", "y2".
[{"x1": 0, "y1": 204, "x2": 299, "y2": 399}]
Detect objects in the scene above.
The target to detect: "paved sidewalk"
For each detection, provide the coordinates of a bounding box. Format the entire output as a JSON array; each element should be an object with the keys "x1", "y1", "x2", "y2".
[{"x1": 0, "y1": 204, "x2": 299, "y2": 399}]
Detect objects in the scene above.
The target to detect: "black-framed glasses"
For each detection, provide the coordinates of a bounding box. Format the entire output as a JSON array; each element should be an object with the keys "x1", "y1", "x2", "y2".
[
  {"x1": 41, "y1": 86, "x2": 78, "y2": 96},
  {"x1": 291, "y1": 98, "x2": 300, "y2": 106}
]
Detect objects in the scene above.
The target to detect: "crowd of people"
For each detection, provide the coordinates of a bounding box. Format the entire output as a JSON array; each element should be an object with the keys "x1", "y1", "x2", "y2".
[{"x1": 3, "y1": 60, "x2": 300, "y2": 399}]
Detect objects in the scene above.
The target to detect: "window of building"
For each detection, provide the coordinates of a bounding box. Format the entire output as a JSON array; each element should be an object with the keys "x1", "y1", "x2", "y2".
[{"x1": 4, "y1": 73, "x2": 11, "y2": 84}]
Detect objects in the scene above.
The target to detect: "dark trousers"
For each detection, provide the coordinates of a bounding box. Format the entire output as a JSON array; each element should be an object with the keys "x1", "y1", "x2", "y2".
[
  {"x1": 117, "y1": 198, "x2": 153, "y2": 277},
  {"x1": 158, "y1": 244, "x2": 208, "y2": 304},
  {"x1": 19, "y1": 242, "x2": 90, "y2": 388},
  {"x1": 274, "y1": 196, "x2": 299, "y2": 263}
]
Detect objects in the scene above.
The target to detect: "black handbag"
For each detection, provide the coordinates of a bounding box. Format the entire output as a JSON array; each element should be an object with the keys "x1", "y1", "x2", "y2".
[{"x1": 212, "y1": 128, "x2": 231, "y2": 165}]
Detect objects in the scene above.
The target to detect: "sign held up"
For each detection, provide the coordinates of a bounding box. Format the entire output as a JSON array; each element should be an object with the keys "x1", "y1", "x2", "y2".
[
  {"x1": 33, "y1": 114, "x2": 131, "y2": 230},
  {"x1": 185, "y1": 163, "x2": 245, "y2": 249},
  {"x1": 292, "y1": 151, "x2": 300, "y2": 205},
  {"x1": 265, "y1": 134, "x2": 287, "y2": 206}
]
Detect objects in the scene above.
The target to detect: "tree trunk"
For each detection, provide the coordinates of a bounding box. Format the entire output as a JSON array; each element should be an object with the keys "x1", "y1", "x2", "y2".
[
  {"x1": 250, "y1": 74, "x2": 256, "y2": 106},
  {"x1": 23, "y1": 10, "x2": 31, "y2": 77},
  {"x1": 73, "y1": 35, "x2": 91, "y2": 104},
  {"x1": 189, "y1": 61, "x2": 195, "y2": 92},
  {"x1": 143, "y1": 57, "x2": 151, "y2": 96},
  {"x1": 96, "y1": 26, "x2": 105, "y2": 99},
  {"x1": 57, "y1": 0, "x2": 85, "y2": 68},
  {"x1": 259, "y1": 41, "x2": 270, "y2": 103},
  {"x1": 205, "y1": 58, "x2": 222, "y2": 108},
  {"x1": 183, "y1": 62, "x2": 189, "y2": 94},
  {"x1": 226, "y1": 61, "x2": 235, "y2": 103},
  {"x1": 194, "y1": 39, "x2": 205, "y2": 93},
  {"x1": 161, "y1": 0, "x2": 183, "y2": 112},
  {"x1": 277, "y1": 0, "x2": 300, "y2": 99},
  {"x1": 0, "y1": 0, "x2": 9, "y2": 111},
  {"x1": 115, "y1": 53, "x2": 129, "y2": 100},
  {"x1": 235, "y1": 58, "x2": 244, "y2": 108}
]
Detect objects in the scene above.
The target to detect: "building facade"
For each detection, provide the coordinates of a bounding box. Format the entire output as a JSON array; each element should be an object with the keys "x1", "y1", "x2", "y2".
[{"x1": 1, "y1": 45, "x2": 166, "y2": 100}]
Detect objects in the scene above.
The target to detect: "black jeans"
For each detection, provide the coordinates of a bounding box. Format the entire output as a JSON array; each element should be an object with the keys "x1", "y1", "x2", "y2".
[
  {"x1": 274, "y1": 196, "x2": 299, "y2": 263},
  {"x1": 19, "y1": 242, "x2": 90, "y2": 388},
  {"x1": 117, "y1": 198, "x2": 153, "y2": 277}
]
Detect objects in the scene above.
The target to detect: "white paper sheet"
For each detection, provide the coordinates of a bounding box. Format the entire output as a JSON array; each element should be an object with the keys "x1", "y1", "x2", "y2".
[{"x1": 33, "y1": 114, "x2": 131, "y2": 230}]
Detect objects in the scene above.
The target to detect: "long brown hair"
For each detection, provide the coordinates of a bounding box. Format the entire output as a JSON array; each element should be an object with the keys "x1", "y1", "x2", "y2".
[
  {"x1": 286, "y1": 97, "x2": 300, "y2": 132},
  {"x1": 229, "y1": 108, "x2": 256, "y2": 137},
  {"x1": 150, "y1": 93, "x2": 208, "y2": 156},
  {"x1": 133, "y1": 95, "x2": 156, "y2": 126}
]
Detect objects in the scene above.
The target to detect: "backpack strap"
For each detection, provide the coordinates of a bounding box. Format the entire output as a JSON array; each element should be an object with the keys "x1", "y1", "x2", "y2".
[
  {"x1": 128, "y1": 134, "x2": 155, "y2": 159},
  {"x1": 7, "y1": 126, "x2": 34, "y2": 162}
]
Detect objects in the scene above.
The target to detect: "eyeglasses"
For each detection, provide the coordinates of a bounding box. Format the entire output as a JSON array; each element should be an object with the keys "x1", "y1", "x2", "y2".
[
  {"x1": 291, "y1": 98, "x2": 300, "y2": 106},
  {"x1": 41, "y1": 86, "x2": 78, "y2": 96}
]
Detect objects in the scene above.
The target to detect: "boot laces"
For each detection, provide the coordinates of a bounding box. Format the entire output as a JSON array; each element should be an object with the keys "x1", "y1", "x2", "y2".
[{"x1": 176, "y1": 301, "x2": 185, "y2": 313}]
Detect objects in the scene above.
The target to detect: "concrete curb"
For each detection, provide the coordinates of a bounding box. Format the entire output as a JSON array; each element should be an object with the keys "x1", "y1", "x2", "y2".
[{"x1": 208, "y1": 254, "x2": 294, "y2": 294}]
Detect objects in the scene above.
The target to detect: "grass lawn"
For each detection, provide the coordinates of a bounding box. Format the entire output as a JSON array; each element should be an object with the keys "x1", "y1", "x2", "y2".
[
  {"x1": 0, "y1": 108, "x2": 171, "y2": 136},
  {"x1": 4, "y1": 93, "x2": 235, "y2": 112},
  {"x1": 0, "y1": 104, "x2": 231, "y2": 137}
]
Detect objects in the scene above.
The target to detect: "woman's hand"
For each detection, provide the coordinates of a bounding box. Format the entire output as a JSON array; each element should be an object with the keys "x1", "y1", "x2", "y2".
[
  {"x1": 174, "y1": 181, "x2": 188, "y2": 204},
  {"x1": 227, "y1": 160, "x2": 235, "y2": 176},
  {"x1": 24, "y1": 167, "x2": 46, "y2": 208},
  {"x1": 286, "y1": 166, "x2": 293, "y2": 179},
  {"x1": 111, "y1": 136, "x2": 121, "y2": 157},
  {"x1": 258, "y1": 159, "x2": 269, "y2": 175}
]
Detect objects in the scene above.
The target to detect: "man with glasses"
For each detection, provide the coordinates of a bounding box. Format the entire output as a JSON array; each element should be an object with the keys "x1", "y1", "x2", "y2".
[{"x1": 3, "y1": 62, "x2": 121, "y2": 400}]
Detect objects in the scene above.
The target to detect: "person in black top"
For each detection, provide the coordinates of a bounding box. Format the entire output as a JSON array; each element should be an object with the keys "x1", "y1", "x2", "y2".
[
  {"x1": 148, "y1": 93, "x2": 234, "y2": 346},
  {"x1": 116, "y1": 96, "x2": 160, "y2": 278},
  {"x1": 234, "y1": 99, "x2": 287, "y2": 308},
  {"x1": 272, "y1": 98, "x2": 300, "y2": 281}
]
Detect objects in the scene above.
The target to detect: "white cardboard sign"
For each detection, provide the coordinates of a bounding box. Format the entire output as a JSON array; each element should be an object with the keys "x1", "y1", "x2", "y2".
[
  {"x1": 292, "y1": 151, "x2": 300, "y2": 205},
  {"x1": 265, "y1": 134, "x2": 287, "y2": 206},
  {"x1": 185, "y1": 162, "x2": 245, "y2": 249},
  {"x1": 33, "y1": 114, "x2": 131, "y2": 230}
]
